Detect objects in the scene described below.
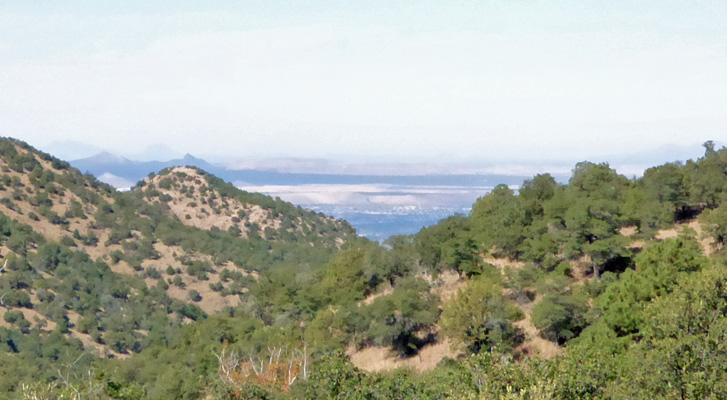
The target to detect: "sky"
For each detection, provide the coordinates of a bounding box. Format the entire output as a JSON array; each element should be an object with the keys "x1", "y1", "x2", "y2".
[{"x1": 1, "y1": 1, "x2": 726, "y2": 163}]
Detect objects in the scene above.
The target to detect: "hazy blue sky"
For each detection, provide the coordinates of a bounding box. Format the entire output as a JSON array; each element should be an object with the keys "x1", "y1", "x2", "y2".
[{"x1": 1, "y1": 1, "x2": 726, "y2": 162}]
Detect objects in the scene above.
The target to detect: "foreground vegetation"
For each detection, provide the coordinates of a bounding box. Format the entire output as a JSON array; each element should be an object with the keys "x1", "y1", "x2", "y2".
[{"x1": 2, "y1": 138, "x2": 727, "y2": 399}]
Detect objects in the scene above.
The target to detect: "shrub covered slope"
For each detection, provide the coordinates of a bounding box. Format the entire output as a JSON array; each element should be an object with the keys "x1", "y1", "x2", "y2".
[{"x1": 3, "y1": 138, "x2": 727, "y2": 399}]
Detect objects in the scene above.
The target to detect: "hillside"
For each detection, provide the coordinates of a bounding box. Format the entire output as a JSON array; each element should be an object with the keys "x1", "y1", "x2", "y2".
[
  {"x1": 0, "y1": 138, "x2": 360, "y2": 391},
  {"x1": 138, "y1": 166, "x2": 350, "y2": 244},
  {"x1": 3, "y1": 138, "x2": 727, "y2": 399},
  {"x1": 294, "y1": 142, "x2": 727, "y2": 397}
]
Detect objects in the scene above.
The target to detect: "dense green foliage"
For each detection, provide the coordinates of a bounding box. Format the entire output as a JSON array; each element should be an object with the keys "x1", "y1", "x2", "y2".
[{"x1": 441, "y1": 274, "x2": 522, "y2": 353}]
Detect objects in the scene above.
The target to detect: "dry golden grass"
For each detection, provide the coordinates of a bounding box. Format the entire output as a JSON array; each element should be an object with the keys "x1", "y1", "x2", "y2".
[
  {"x1": 619, "y1": 226, "x2": 638, "y2": 237},
  {"x1": 144, "y1": 167, "x2": 282, "y2": 239},
  {"x1": 655, "y1": 219, "x2": 714, "y2": 255},
  {"x1": 514, "y1": 301, "x2": 562, "y2": 359},
  {"x1": 139, "y1": 244, "x2": 249, "y2": 313},
  {"x1": 350, "y1": 270, "x2": 465, "y2": 372},
  {"x1": 0, "y1": 150, "x2": 113, "y2": 244},
  {"x1": 428, "y1": 269, "x2": 466, "y2": 302},
  {"x1": 656, "y1": 228, "x2": 678, "y2": 240},
  {"x1": 163, "y1": 277, "x2": 243, "y2": 314},
  {"x1": 569, "y1": 254, "x2": 593, "y2": 284},
  {"x1": 360, "y1": 283, "x2": 394, "y2": 306},
  {"x1": 685, "y1": 219, "x2": 715, "y2": 256},
  {"x1": 349, "y1": 338, "x2": 458, "y2": 372},
  {"x1": 482, "y1": 256, "x2": 526, "y2": 271}
]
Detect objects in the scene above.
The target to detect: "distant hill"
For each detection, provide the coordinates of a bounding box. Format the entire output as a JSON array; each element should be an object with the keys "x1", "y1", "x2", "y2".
[
  {"x1": 39, "y1": 140, "x2": 105, "y2": 161},
  {"x1": 71, "y1": 152, "x2": 217, "y2": 187},
  {"x1": 137, "y1": 165, "x2": 353, "y2": 244}
]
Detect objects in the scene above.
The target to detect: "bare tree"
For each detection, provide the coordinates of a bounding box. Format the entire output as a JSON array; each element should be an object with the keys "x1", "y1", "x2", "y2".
[
  {"x1": 212, "y1": 347, "x2": 240, "y2": 384},
  {"x1": 213, "y1": 343, "x2": 309, "y2": 393}
]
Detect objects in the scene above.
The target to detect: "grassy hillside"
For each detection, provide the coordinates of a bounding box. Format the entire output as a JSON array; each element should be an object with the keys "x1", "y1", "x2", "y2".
[
  {"x1": 4, "y1": 137, "x2": 727, "y2": 399},
  {"x1": 0, "y1": 137, "x2": 362, "y2": 397}
]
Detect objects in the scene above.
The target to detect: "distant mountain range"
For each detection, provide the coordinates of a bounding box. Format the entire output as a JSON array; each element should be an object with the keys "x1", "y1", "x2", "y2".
[
  {"x1": 42, "y1": 140, "x2": 183, "y2": 162},
  {"x1": 71, "y1": 152, "x2": 216, "y2": 188},
  {"x1": 62, "y1": 140, "x2": 714, "y2": 190},
  {"x1": 69, "y1": 151, "x2": 537, "y2": 190}
]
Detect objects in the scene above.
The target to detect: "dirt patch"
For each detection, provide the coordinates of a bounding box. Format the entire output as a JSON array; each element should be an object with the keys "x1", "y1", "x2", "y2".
[
  {"x1": 656, "y1": 220, "x2": 715, "y2": 256},
  {"x1": 140, "y1": 244, "x2": 246, "y2": 314},
  {"x1": 163, "y1": 277, "x2": 242, "y2": 314},
  {"x1": 513, "y1": 301, "x2": 562, "y2": 359},
  {"x1": 427, "y1": 270, "x2": 465, "y2": 302},
  {"x1": 482, "y1": 256, "x2": 526, "y2": 271},
  {"x1": 351, "y1": 270, "x2": 464, "y2": 372},
  {"x1": 562, "y1": 254, "x2": 592, "y2": 284},
  {"x1": 2, "y1": 202, "x2": 69, "y2": 243},
  {"x1": 472, "y1": 253, "x2": 563, "y2": 359},
  {"x1": 0, "y1": 305, "x2": 56, "y2": 331},
  {"x1": 108, "y1": 260, "x2": 137, "y2": 275},
  {"x1": 656, "y1": 229, "x2": 678, "y2": 240},
  {"x1": 349, "y1": 338, "x2": 458, "y2": 372},
  {"x1": 685, "y1": 220, "x2": 715, "y2": 256},
  {"x1": 82, "y1": 230, "x2": 122, "y2": 261},
  {"x1": 619, "y1": 226, "x2": 638, "y2": 237},
  {"x1": 360, "y1": 283, "x2": 394, "y2": 306}
]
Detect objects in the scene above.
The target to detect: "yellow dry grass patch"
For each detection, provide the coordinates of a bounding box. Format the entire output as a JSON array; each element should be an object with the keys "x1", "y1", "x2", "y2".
[
  {"x1": 82, "y1": 230, "x2": 122, "y2": 262},
  {"x1": 656, "y1": 229, "x2": 678, "y2": 240},
  {"x1": 139, "y1": 244, "x2": 249, "y2": 313},
  {"x1": 685, "y1": 220, "x2": 715, "y2": 256},
  {"x1": 569, "y1": 254, "x2": 593, "y2": 284},
  {"x1": 428, "y1": 269, "x2": 465, "y2": 302},
  {"x1": 0, "y1": 305, "x2": 56, "y2": 331},
  {"x1": 351, "y1": 270, "x2": 464, "y2": 372},
  {"x1": 349, "y1": 338, "x2": 458, "y2": 372},
  {"x1": 1, "y1": 202, "x2": 70, "y2": 243},
  {"x1": 163, "y1": 277, "x2": 243, "y2": 314},
  {"x1": 514, "y1": 301, "x2": 562, "y2": 359},
  {"x1": 483, "y1": 254, "x2": 562, "y2": 360},
  {"x1": 619, "y1": 226, "x2": 638, "y2": 237},
  {"x1": 482, "y1": 256, "x2": 526, "y2": 271},
  {"x1": 360, "y1": 283, "x2": 394, "y2": 306},
  {"x1": 656, "y1": 220, "x2": 715, "y2": 256}
]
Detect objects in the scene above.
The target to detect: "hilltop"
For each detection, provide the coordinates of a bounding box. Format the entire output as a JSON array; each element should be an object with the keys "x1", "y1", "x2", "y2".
[{"x1": 138, "y1": 166, "x2": 350, "y2": 244}]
